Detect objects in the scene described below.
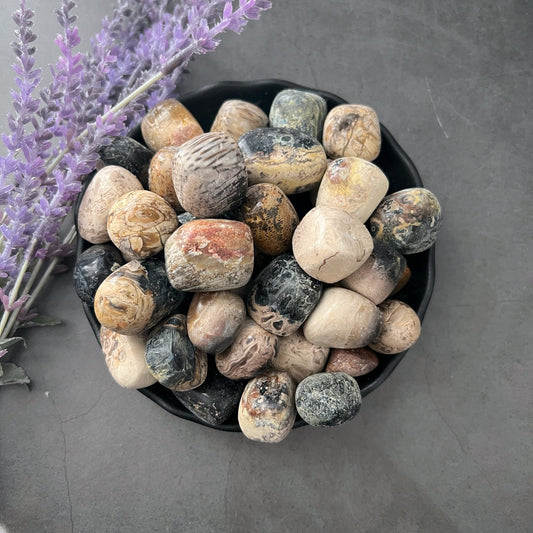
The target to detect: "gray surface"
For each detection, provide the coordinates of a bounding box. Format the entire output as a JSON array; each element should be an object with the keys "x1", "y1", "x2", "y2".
[{"x1": 0, "y1": 1, "x2": 531, "y2": 532}]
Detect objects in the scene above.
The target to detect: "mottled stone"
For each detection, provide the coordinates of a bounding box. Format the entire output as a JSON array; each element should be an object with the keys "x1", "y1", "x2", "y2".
[
  {"x1": 148, "y1": 146, "x2": 183, "y2": 211},
  {"x1": 99, "y1": 136, "x2": 153, "y2": 187},
  {"x1": 174, "y1": 364, "x2": 246, "y2": 425},
  {"x1": 292, "y1": 206, "x2": 373, "y2": 283},
  {"x1": 141, "y1": 98, "x2": 203, "y2": 152},
  {"x1": 315, "y1": 157, "x2": 389, "y2": 222},
  {"x1": 107, "y1": 190, "x2": 179, "y2": 261},
  {"x1": 77, "y1": 165, "x2": 143, "y2": 244},
  {"x1": 164, "y1": 219, "x2": 254, "y2": 291},
  {"x1": 238, "y1": 127, "x2": 327, "y2": 195},
  {"x1": 237, "y1": 183, "x2": 299, "y2": 256},
  {"x1": 370, "y1": 299, "x2": 421, "y2": 354},
  {"x1": 215, "y1": 318, "x2": 278, "y2": 380},
  {"x1": 177, "y1": 212, "x2": 196, "y2": 225},
  {"x1": 273, "y1": 329, "x2": 329, "y2": 383},
  {"x1": 369, "y1": 187, "x2": 442, "y2": 254},
  {"x1": 238, "y1": 370, "x2": 296, "y2": 443},
  {"x1": 391, "y1": 264, "x2": 411, "y2": 295},
  {"x1": 339, "y1": 240, "x2": 406, "y2": 304},
  {"x1": 247, "y1": 254, "x2": 322, "y2": 336},
  {"x1": 73, "y1": 244, "x2": 124, "y2": 306},
  {"x1": 145, "y1": 314, "x2": 208, "y2": 391},
  {"x1": 187, "y1": 291, "x2": 246, "y2": 354},
  {"x1": 325, "y1": 347, "x2": 379, "y2": 377},
  {"x1": 172, "y1": 132, "x2": 247, "y2": 218},
  {"x1": 303, "y1": 287, "x2": 382, "y2": 349},
  {"x1": 295, "y1": 372, "x2": 361, "y2": 427},
  {"x1": 269, "y1": 89, "x2": 327, "y2": 139},
  {"x1": 210, "y1": 99, "x2": 268, "y2": 141},
  {"x1": 100, "y1": 327, "x2": 156, "y2": 389},
  {"x1": 322, "y1": 104, "x2": 381, "y2": 161},
  {"x1": 94, "y1": 258, "x2": 184, "y2": 335}
]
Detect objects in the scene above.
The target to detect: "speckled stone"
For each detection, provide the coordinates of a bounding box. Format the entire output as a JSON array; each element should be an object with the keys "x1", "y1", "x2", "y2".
[
  {"x1": 77, "y1": 165, "x2": 143, "y2": 244},
  {"x1": 269, "y1": 89, "x2": 327, "y2": 139},
  {"x1": 99, "y1": 136, "x2": 153, "y2": 187},
  {"x1": 172, "y1": 132, "x2": 248, "y2": 218},
  {"x1": 215, "y1": 318, "x2": 278, "y2": 380},
  {"x1": 315, "y1": 157, "x2": 389, "y2": 222},
  {"x1": 100, "y1": 327, "x2": 157, "y2": 389},
  {"x1": 303, "y1": 287, "x2": 382, "y2": 349},
  {"x1": 73, "y1": 244, "x2": 124, "y2": 306},
  {"x1": 107, "y1": 190, "x2": 179, "y2": 261},
  {"x1": 295, "y1": 372, "x2": 361, "y2": 427},
  {"x1": 210, "y1": 99, "x2": 268, "y2": 141},
  {"x1": 164, "y1": 219, "x2": 254, "y2": 291},
  {"x1": 238, "y1": 370, "x2": 296, "y2": 443},
  {"x1": 148, "y1": 146, "x2": 183, "y2": 211},
  {"x1": 238, "y1": 127, "x2": 327, "y2": 195},
  {"x1": 322, "y1": 104, "x2": 381, "y2": 161},
  {"x1": 141, "y1": 98, "x2": 203, "y2": 152},
  {"x1": 370, "y1": 299, "x2": 421, "y2": 354},
  {"x1": 187, "y1": 291, "x2": 246, "y2": 354},
  {"x1": 173, "y1": 364, "x2": 246, "y2": 425},
  {"x1": 145, "y1": 314, "x2": 207, "y2": 391},
  {"x1": 369, "y1": 187, "x2": 442, "y2": 254},
  {"x1": 292, "y1": 206, "x2": 374, "y2": 283},
  {"x1": 247, "y1": 254, "x2": 322, "y2": 336},
  {"x1": 339, "y1": 240, "x2": 406, "y2": 305},
  {"x1": 325, "y1": 347, "x2": 379, "y2": 377},
  {"x1": 94, "y1": 258, "x2": 184, "y2": 335},
  {"x1": 273, "y1": 329, "x2": 329, "y2": 383},
  {"x1": 237, "y1": 183, "x2": 299, "y2": 256}
]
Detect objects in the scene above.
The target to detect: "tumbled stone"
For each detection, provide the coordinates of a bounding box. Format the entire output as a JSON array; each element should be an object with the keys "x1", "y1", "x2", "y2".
[
  {"x1": 99, "y1": 136, "x2": 153, "y2": 187},
  {"x1": 391, "y1": 264, "x2": 411, "y2": 295},
  {"x1": 73, "y1": 244, "x2": 124, "y2": 306},
  {"x1": 238, "y1": 127, "x2": 327, "y2": 195},
  {"x1": 174, "y1": 364, "x2": 246, "y2": 425},
  {"x1": 237, "y1": 183, "x2": 299, "y2": 256},
  {"x1": 238, "y1": 370, "x2": 296, "y2": 443},
  {"x1": 100, "y1": 327, "x2": 157, "y2": 389},
  {"x1": 145, "y1": 314, "x2": 208, "y2": 391},
  {"x1": 340, "y1": 240, "x2": 406, "y2": 305},
  {"x1": 322, "y1": 104, "x2": 381, "y2": 161},
  {"x1": 210, "y1": 99, "x2": 268, "y2": 141},
  {"x1": 273, "y1": 329, "x2": 329, "y2": 383},
  {"x1": 148, "y1": 146, "x2": 183, "y2": 211},
  {"x1": 173, "y1": 132, "x2": 248, "y2": 218},
  {"x1": 269, "y1": 89, "x2": 327, "y2": 139},
  {"x1": 325, "y1": 347, "x2": 379, "y2": 377},
  {"x1": 94, "y1": 258, "x2": 184, "y2": 335},
  {"x1": 141, "y1": 98, "x2": 203, "y2": 152},
  {"x1": 292, "y1": 206, "x2": 373, "y2": 283},
  {"x1": 370, "y1": 299, "x2": 421, "y2": 354},
  {"x1": 187, "y1": 291, "x2": 246, "y2": 354},
  {"x1": 315, "y1": 157, "x2": 389, "y2": 222},
  {"x1": 165, "y1": 219, "x2": 254, "y2": 291},
  {"x1": 247, "y1": 254, "x2": 322, "y2": 336},
  {"x1": 77, "y1": 165, "x2": 143, "y2": 244},
  {"x1": 303, "y1": 287, "x2": 382, "y2": 349},
  {"x1": 215, "y1": 318, "x2": 278, "y2": 380},
  {"x1": 107, "y1": 190, "x2": 179, "y2": 261},
  {"x1": 369, "y1": 187, "x2": 442, "y2": 254},
  {"x1": 295, "y1": 372, "x2": 361, "y2": 427}
]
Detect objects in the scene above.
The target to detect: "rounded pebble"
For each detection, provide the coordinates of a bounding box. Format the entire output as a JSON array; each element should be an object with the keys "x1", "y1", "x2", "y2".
[
  {"x1": 210, "y1": 99, "x2": 268, "y2": 141},
  {"x1": 148, "y1": 146, "x2": 183, "y2": 211},
  {"x1": 325, "y1": 347, "x2": 379, "y2": 377}
]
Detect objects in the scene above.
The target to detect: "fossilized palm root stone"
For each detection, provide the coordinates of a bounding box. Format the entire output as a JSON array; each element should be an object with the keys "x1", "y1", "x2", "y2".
[
  {"x1": 107, "y1": 190, "x2": 179, "y2": 261},
  {"x1": 164, "y1": 219, "x2": 254, "y2": 291},
  {"x1": 172, "y1": 132, "x2": 248, "y2": 218}
]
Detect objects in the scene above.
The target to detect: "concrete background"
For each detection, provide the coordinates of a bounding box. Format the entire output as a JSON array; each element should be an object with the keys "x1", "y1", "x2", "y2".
[{"x1": 0, "y1": 1, "x2": 531, "y2": 532}]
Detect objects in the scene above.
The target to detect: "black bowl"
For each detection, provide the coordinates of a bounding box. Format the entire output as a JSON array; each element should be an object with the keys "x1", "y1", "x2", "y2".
[{"x1": 75, "y1": 79, "x2": 435, "y2": 432}]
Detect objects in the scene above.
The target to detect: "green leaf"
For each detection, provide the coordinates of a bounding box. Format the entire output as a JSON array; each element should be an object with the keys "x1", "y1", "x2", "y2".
[
  {"x1": 0, "y1": 362, "x2": 31, "y2": 386},
  {"x1": 0, "y1": 336, "x2": 27, "y2": 350},
  {"x1": 17, "y1": 315, "x2": 63, "y2": 329}
]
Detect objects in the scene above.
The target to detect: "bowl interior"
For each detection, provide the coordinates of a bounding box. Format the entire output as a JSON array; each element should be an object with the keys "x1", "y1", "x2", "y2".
[{"x1": 75, "y1": 79, "x2": 435, "y2": 432}]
